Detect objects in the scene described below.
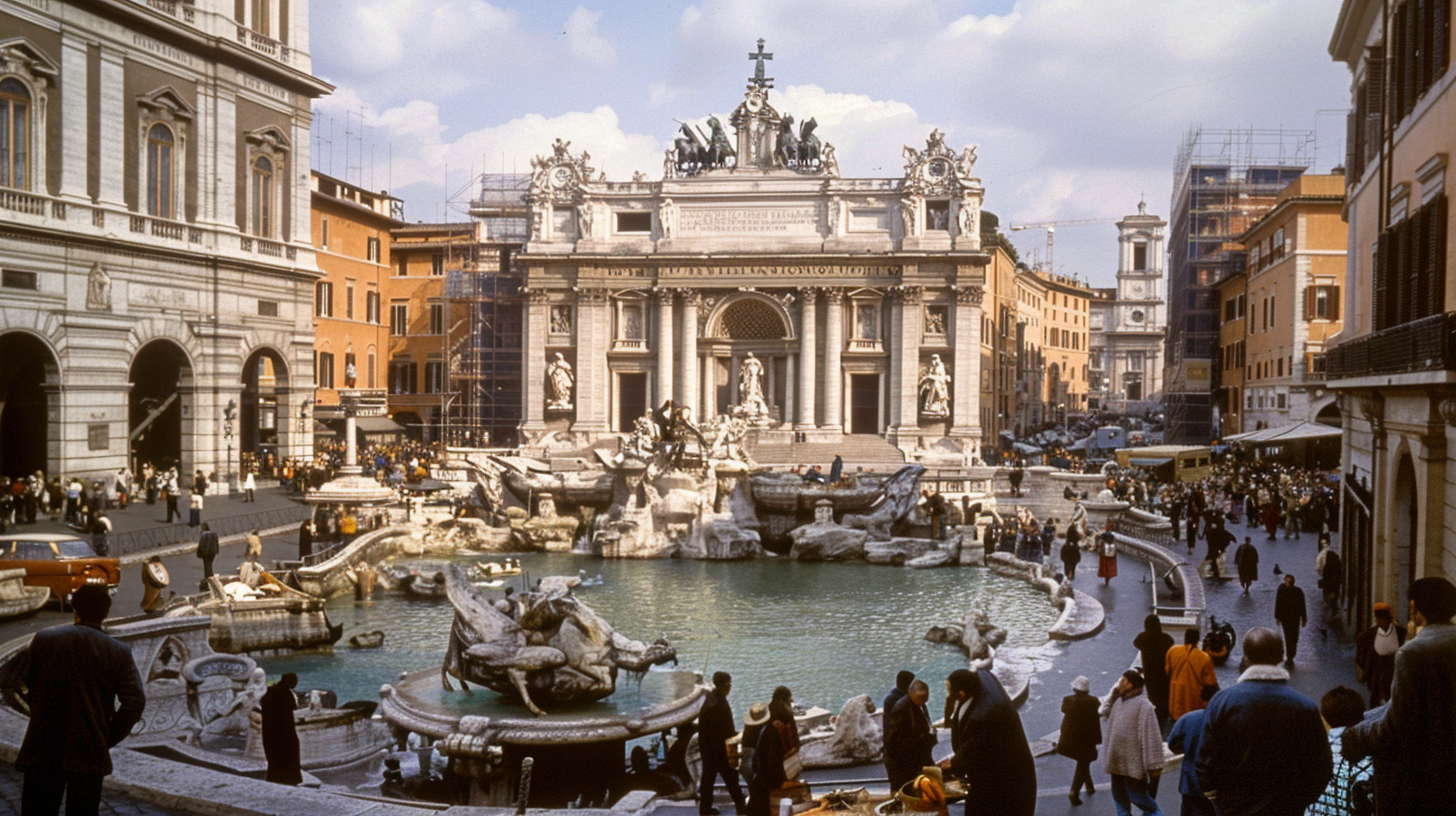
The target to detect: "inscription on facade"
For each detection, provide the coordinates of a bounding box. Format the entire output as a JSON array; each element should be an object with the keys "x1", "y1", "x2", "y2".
[
  {"x1": 130, "y1": 285, "x2": 188, "y2": 308},
  {"x1": 238, "y1": 71, "x2": 294, "y2": 104},
  {"x1": 678, "y1": 207, "x2": 819, "y2": 234},
  {"x1": 660, "y1": 265, "x2": 902, "y2": 278},
  {"x1": 132, "y1": 34, "x2": 195, "y2": 66}
]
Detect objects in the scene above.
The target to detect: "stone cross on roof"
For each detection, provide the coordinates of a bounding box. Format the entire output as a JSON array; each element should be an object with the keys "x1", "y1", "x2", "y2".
[{"x1": 748, "y1": 38, "x2": 774, "y2": 88}]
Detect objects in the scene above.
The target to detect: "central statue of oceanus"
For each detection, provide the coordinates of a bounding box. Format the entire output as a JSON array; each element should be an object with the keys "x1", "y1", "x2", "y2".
[{"x1": 441, "y1": 565, "x2": 677, "y2": 715}]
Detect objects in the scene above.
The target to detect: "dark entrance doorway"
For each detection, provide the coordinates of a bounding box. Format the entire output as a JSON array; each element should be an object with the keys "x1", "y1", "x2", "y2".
[
  {"x1": 241, "y1": 349, "x2": 287, "y2": 476},
  {"x1": 129, "y1": 340, "x2": 192, "y2": 472},
  {"x1": 618, "y1": 373, "x2": 647, "y2": 433},
  {"x1": 0, "y1": 333, "x2": 58, "y2": 478},
  {"x1": 850, "y1": 374, "x2": 879, "y2": 435}
]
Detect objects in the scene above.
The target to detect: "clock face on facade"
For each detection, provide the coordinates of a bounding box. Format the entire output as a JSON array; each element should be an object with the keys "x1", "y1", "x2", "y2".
[
  {"x1": 1131, "y1": 282, "x2": 1144, "y2": 296},
  {"x1": 927, "y1": 158, "x2": 950, "y2": 179},
  {"x1": 1130, "y1": 309, "x2": 1145, "y2": 323},
  {"x1": 745, "y1": 94, "x2": 764, "y2": 112},
  {"x1": 549, "y1": 166, "x2": 573, "y2": 189}
]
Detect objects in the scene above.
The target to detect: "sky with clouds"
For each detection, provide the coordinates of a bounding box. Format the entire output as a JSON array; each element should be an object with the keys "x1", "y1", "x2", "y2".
[{"x1": 307, "y1": 0, "x2": 1352, "y2": 287}]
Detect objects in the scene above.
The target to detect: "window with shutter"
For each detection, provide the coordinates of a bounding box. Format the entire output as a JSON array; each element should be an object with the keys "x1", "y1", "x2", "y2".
[
  {"x1": 1366, "y1": 50, "x2": 1385, "y2": 166},
  {"x1": 1430, "y1": 194, "x2": 1448, "y2": 313},
  {"x1": 1373, "y1": 239, "x2": 1389, "y2": 331},
  {"x1": 1436, "y1": 0, "x2": 1450, "y2": 75}
]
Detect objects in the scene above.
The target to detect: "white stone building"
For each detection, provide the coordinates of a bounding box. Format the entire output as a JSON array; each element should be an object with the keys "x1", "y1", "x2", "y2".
[
  {"x1": 1088, "y1": 203, "x2": 1166, "y2": 415},
  {"x1": 0, "y1": 0, "x2": 328, "y2": 481},
  {"x1": 518, "y1": 75, "x2": 990, "y2": 457}
]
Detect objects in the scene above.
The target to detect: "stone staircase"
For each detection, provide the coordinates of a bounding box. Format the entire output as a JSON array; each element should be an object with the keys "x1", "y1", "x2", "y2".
[{"x1": 745, "y1": 434, "x2": 907, "y2": 468}]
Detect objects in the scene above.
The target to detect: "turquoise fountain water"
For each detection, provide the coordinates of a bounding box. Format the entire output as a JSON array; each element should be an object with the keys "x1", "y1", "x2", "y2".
[{"x1": 259, "y1": 553, "x2": 1057, "y2": 716}]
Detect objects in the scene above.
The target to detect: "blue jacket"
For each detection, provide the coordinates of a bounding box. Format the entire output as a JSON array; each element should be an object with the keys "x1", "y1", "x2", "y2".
[
  {"x1": 1195, "y1": 665, "x2": 1331, "y2": 816},
  {"x1": 1165, "y1": 707, "x2": 1207, "y2": 798}
]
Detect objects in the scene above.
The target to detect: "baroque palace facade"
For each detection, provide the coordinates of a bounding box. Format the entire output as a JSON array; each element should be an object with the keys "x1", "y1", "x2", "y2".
[
  {"x1": 0, "y1": 0, "x2": 327, "y2": 481},
  {"x1": 517, "y1": 76, "x2": 990, "y2": 458}
]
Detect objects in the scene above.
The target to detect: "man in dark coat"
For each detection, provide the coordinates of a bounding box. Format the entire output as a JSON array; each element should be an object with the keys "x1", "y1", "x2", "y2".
[
  {"x1": 1133, "y1": 614, "x2": 1175, "y2": 723},
  {"x1": 261, "y1": 672, "x2": 302, "y2": 785},
  {"x1": 1234, "y1": 536, "x2": 1259, "y2": 594},
  {"x1": 941, "y1": 668, "x2": 1036, "y2": 816},
  {"x1": 1343, "y1": 577, "x2": 1456, "y2": 816},
  {"x1": 1060, "y1": 536, "x2": 1082, "y2": 581},
  {"x1": 1056, "y1": 675, "x2": 1101, "y2": 805},
  {"x1": 1196, "y1": 628, "x2": 1331, "y2": 816},
  {"x1": 1274, "y1": 574, "x2": 1307, "y2": 663},
  {"x1": 883, "y1": 679, "x2": 936, "y2": 796},
  {"x1": 18, "y1": 585, "x2": 146, "y2": 816},
  {"x1": 696, "y1": 672, "x2": 747, "y2": 815},
  {"x1": 298, "y1": 520, "x2": 313, "y2": 559},
  {"x1": 195, "y1": 523, "x2": 219, "y2": 588}
]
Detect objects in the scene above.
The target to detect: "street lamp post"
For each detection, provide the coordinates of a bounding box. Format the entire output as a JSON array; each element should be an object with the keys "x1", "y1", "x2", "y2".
[{"x1": 222, "y1": 399, "x2": 237, "y2": 488}]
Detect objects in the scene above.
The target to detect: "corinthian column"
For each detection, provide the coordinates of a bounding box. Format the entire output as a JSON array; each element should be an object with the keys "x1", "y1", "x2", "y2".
[
  {"x1": 950, "y1": 286, "x2": 984, "y2": 439},
  {"x1": 654, "y1": 289, "x2": 674, "y2": 407},
  {"x1": 680, "y1": 292, "x2": 700, "y2": 420},
  {"x1": 823, "y1": 288, "x2": 844, "y2": 432},
  {"x1": 521, "y1": 289, "x2": 549, "y2": 435},
  {"x1": 571, "y1": 289, "x2": 609, "y2": 434},
  {"x1": 797, "y1": 288, "x2": 818, "y2": 430}
]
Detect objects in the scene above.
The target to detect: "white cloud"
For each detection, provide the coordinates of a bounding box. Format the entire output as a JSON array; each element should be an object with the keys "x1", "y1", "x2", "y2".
[{"x1": 563, "y1": 7, "x2": 617, "y2": 65}]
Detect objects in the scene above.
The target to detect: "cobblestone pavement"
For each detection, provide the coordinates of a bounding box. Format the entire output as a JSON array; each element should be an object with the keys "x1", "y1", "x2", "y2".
[{"x1": 0, "y1": 763, "x2": 186, "y2": 816}]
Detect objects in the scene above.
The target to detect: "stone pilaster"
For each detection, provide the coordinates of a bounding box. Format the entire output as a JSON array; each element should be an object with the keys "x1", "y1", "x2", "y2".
[
  {"x1": 212, "y1": 88, "x2": 238, "y2": 228},
  {"x1": 823, "y1": 288, "x2": 844, "y2": 432},
  {"x1": 654, "y1": 289, "x2": 674, "y2": 408},
  {"x1": 950, "y1": 286, "x2": 984, "y2": 438},
  {"x1": 97, "y1": 47, "x2": 127, "y2": 208},
  {"x1": 572, "y1": 288, "x2": 610, "y2": 433},
  {"x1": 888, "y1": 286, "x2": 923, "y2": 446},
  {"x1": 59, "y1": 34, "x2": 88, "y2": 201},
  {"x1": 521, "y1": 290, "x2": 549, "y2": 433},
  {"x1": 797, "y1": 287, "x2": 818, "y2": 429},
  {"x1": 680, "y1": 292, "x2": 700, "y2": 421}
]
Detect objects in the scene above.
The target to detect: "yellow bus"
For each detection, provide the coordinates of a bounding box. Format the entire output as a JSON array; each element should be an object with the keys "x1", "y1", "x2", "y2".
[{"x1": 1116, "y1": 445, "x2": 1214, "y2": 483}]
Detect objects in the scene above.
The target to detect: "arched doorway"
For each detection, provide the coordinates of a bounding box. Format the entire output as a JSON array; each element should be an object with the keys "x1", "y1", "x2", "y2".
[
  {"x1": 703, "y1": 296, "x2": 795, "y2": 420},
  {"x1": 0, "y1": 332, "x2": 58, "y2": 478},
  {"x1": 1392, "y1": 452, "x2": 1418, "y2": 614},
  {"x1": 393, "y1": 411, "x2": 423, "y2": 443},
  {"x1": 129, "y1": 340, "x2": 192, "y2": 472},
  {"x1": 240, "y1": 348, "x2": 288, "y2": 477}
]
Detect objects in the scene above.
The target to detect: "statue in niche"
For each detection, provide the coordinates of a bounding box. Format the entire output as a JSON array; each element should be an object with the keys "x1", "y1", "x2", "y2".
[
  {"x1": 958, "y1": 196, "x2": 977, "y2": 237},
  {"x1": 900, "y1": 201, "x2": 917, "y2": 237},
  {"x1": 550, "y1": 305, "x2": 571, "y2": 335},
  {"x1": 737, "y1": 352, "x2": 769, "y2": 422},
  {"x1": 659, "y1": 198, "x2": 676, "y2": 239},
  {"x1": 925, "y1": 306, "x2": 947, "y2": 336},
  {"x1": 86, "y1": 263, "x2": 112, "y2": 311},
  {"x1": 857, "y1": 304, "x2": 878, "y2": 340},
  {"x1": 918, "y1": 353, "x2": 952, "y2": 417},
  {"x1": 623, "y1": 305, "x2": 642, "y2": 340},
  {"x1": 546, "y1": 353, "x2": 574, "y2": 410},
  {"x1": 576, "y1": 204, "x2": 593, "y2": 238},
  {"x1": 928, "y1": 205, "x2": 950, "y2": 231}
]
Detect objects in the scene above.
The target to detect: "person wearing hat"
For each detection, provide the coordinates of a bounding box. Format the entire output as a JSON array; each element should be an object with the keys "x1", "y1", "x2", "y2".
[
  {"x1": 739, "y1": 701, "x2": 770, "y2": 787},
  {"x1": 696, "y1": 672, "x2": 748, "y2": 816},
  {"x1": 884, "y1": 679, "x2": 936, "y2": 797},
  {"x1": 1354, "y1": 602, "x2": 1406, "y2": 707},
  {"x1": 1057, "y1": 676, "x2": 1101, "y2": 806},
  {"x1": 1100, "y1": 670, "x2": 1164, "y2": 816}
]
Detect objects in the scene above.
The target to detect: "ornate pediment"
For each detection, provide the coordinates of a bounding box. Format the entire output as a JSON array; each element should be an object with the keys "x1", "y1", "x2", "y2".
[
  {"x1": 137, "y1": 86, "x2": 196, "y2": 120},
  {"x1": 529, "y1": 138, "x2": 595, "y2": 206},
  {"x1": 0, "y1": 38, "x2": 59, "y2": 84},
  {"x1": 901, "y1": 129, "x2": 978, "y2": 197}
]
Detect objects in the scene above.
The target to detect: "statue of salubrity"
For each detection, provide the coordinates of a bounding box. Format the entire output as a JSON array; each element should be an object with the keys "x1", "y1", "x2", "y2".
[
  {"x1": 919, "y1": 353, "x2": 951, "y2": 417},
  {"x1": 546, "y1": 353, "x2": 574, "y2": 410},
  {"x1": 737, "y1": 352, "x2": 770, "y2": 424}
]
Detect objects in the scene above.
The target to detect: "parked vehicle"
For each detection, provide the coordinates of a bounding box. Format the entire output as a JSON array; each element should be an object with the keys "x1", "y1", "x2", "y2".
[{"x1": 0, "y1": 533, "x2": 121, "y2": 605}]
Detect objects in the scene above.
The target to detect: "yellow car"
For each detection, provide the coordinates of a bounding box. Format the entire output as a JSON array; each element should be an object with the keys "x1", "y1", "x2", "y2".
[{"x1": 0, "y1": 533, "x2": 121, "y2": 604}]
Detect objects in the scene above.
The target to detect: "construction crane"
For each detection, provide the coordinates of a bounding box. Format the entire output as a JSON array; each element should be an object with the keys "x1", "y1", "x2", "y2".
[{"x1": 1008, "y1": 218, "x2": 1118, "y2": 273}]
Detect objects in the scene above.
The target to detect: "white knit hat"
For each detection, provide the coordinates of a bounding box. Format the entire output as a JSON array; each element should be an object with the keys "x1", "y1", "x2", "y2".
[{"x1": 1072, "y1": 676, "x2": 1090, "y2": 692}]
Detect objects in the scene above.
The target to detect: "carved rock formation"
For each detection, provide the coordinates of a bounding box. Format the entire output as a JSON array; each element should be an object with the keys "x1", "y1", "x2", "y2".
[{"x1": 799, "y1": 694, "x2": 884, "y2": 768}]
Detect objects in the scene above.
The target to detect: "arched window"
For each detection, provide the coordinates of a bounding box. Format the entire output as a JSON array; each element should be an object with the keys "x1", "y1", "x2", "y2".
[
  {"x1": 0, "y1": 77, "x2": 31, "y2": 190},
  {"x1": 147, "y1": 123, "x2": 175, "y2": 218},
  {"x1": 251, "y1": 156, "x2": 273, "y2": 237}
]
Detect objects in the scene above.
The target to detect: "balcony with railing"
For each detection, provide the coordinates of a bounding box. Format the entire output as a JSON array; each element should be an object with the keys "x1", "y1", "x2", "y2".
[
  {"x1": 236, "y1": 25, "x2": 291, "y2": 64},
  {"x1": 1326, "y1": 312, "x2": 1456, "y2": 380}
]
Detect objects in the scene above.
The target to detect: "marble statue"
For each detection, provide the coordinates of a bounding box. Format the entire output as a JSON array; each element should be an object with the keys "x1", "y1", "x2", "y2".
[
  {"x1": 86, "y1": 263, "x2": 112, "y2": 311},
  {"x1": 659, "y1": 198, "x2": 676, "y2": 239},
  {"x1": 798, "y1": 694, "x2": 884, "y2": 768},
  {"x1": 958, "y1": 195, "x2": 977, "y2": 237},
  {"x1": 957, "y1": 145, "x2": 978, "y2": 178},
  {"x1": 737, "y1": 352, "x2": 769, "y2": 422},
  {"x1": 843, "y1": 465, "x2": 927, "y2": 541},
  {"x1": 547, "y1": 353, "x2": 574, "y2": 410},
  {"x1": 919, "y1": 354, "x2": 951, "y2": 417},
  {"x1": 821, "y1": 142, "x2": 840, "y2": 177},
  {"x1": 550, "y1": 305, "x2": 571, "y2": 335},
  {"x1": 627, "y1": 413, "x2": 657, "y2": 459},
  {"x1": 441, "y1": 564, "x2": 677, "y2": 715},
  {"x1": 857, "y1": 303, "x2": 878, "y2": 340},
  {"x1": 201, "y1": 667, "x2": 267, "y2": 737},
  {"x1": 576, "y1": 203, "x2": 593, "y2": 238}
]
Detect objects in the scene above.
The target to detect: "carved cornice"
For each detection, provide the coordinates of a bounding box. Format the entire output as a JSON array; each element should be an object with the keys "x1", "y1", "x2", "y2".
[
  {"x1": 522, "y1": 287, "x2": 551, "y2": 305},
  {"x1": 573, "y1": 287, "x2": 609, "y2": 305},
  {"x1": 956, "y1": 286, "x2": 985, "y2": 306}
]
